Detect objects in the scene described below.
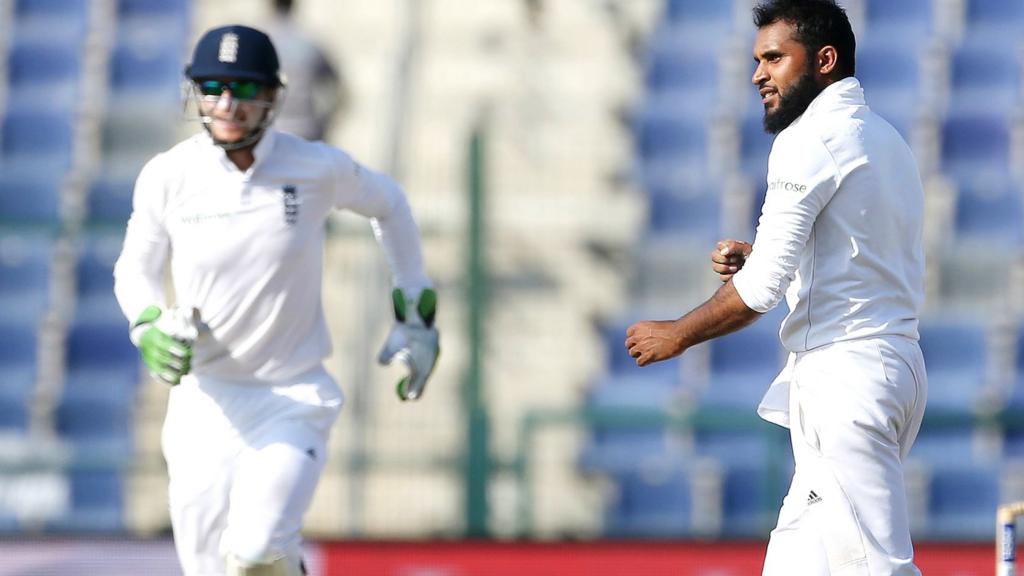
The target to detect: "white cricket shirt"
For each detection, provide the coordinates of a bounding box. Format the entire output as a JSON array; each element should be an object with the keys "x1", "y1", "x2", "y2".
[
  {"x1": 114, "y1": 129, "x2": 431, "y2": 381},
  {"x1": 732, "y1": 77, "x2": 925, "y2": 353}
]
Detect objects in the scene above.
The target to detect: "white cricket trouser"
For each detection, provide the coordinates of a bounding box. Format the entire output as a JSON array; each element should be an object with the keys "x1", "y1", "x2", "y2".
[
  {"x1": 762, "y1": 336, "x2": 927, "y2": 575},
  {"x1": 162, "y1": 365, "x2": 343, "y2": 576}
]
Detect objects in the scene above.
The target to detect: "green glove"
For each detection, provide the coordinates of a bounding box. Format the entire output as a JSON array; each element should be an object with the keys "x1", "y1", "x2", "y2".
[
  {"x1": 130, "y1": 305, "x2": 198, "y2": 386},
  {"x1": 377, "y1": 288, "x2": 439, "y2": 401}
]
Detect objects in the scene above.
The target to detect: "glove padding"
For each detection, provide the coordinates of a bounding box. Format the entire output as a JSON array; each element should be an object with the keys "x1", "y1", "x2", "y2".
[
  {"x1": 377, "y1": 288, "x2": 439, "y2": 401},
  {"x1": 130, "y1": 305, "x2": 199, "y2": 386}
]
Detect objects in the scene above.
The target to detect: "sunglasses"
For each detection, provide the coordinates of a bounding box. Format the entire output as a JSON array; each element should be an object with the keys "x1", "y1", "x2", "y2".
[{"x1": 197, "y1": 79, "x2": 263, "y2": 100}]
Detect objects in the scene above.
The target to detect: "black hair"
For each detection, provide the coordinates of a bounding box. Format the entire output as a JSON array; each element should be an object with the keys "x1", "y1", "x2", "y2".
[
  {"x1": 753, "y1": 0, "x2": 856, "y2": 77},
  {"x1": 274, "y1": 0, "x2": 294, "y2": 14}
]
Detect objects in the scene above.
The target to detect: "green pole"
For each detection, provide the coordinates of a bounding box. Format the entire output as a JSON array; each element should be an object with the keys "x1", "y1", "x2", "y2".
[{"x1": 464, "y1": 124, "x2": 490, "y2": 537}]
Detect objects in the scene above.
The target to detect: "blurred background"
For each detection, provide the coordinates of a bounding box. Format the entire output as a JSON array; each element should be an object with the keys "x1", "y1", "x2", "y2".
[{"x1": 0, "y1": 0, "x2": 1021, "y2": 574}]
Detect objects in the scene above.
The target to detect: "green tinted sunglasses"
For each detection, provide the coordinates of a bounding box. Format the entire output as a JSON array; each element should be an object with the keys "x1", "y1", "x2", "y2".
[{"x1": 197, "y1": 79, "x2": 263, "y2": 100}]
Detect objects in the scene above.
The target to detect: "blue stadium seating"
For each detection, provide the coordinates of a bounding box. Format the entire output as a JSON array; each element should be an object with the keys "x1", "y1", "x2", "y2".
[
  {"x1": 861, "y1": 0, "x2": 938, "y2": 47},
  {"x1": 647, "y1": 189, "x2": 721, "y2": 241},
  {"x1": 739, "y1": 115, "x2": 774, "y2": 185},
  {"x1": 62, "y1": 320, "x2": 139, "y2": 401},
  {"x1": 73, "y1": 232, "x2": 126, "y2": 323},
  {"x1": 856, "y1": 45, "x2": 925, "y2": 132},
  {"x1": 54, "y1": 469, "x2": 124, "y2": 531},
  {"x1": 55, "y1": 394, "x2": 133, "y2": 454},
  {"x1": 699, "y1": 317, "x2": 785, "y2": 412},
  {"x1": 953, "y1": 178, "x2": 1023, "y2": 244},
  {"x1": 0, "y1": 231, "x2": 54, "y2": 322},
  {"x1": 0, "y1": 323, "x2": 39, "y2": 408},
  {"x1": 917, "y1": 319, "x2": 990, "y2": 415},
  {"x1": 964, "y1": 0, "x2": 1024, "y2": 45},
  {"x1": 0, "y1": 109, "x2": 76, "y2": 171},
  {"x1": 86, "y1": 175, "x2": 135, "y2": 225},
  {"x1": 604, "y1": 463, "x2": 693, "y2": 536},
  {"x1": 941, "y1": 114, "x2": 1011, "y2": 180},
  {"x1": 108, "y1": 41, "x2": 184, "y2": 101},
  {"x1": 13, "y1": 0, "x2": 90, "y2": 40},
  {"x1": 926, "y1": 463, "x2": 1001, "y2": 540},
  {"x1": 949, "y1": 44, "x2": 1022, "y2": 117},
  {"x1": 0, "y1": 171, "x2": 64, "y2": 226},
  {"x1": 6, "y1": 40, "x2": 83, "y2": 111}
]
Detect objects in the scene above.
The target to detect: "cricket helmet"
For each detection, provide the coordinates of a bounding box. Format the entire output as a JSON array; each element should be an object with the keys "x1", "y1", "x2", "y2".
[{"x1": 185, "y1": 25, "x2": 283, "y2": 86}]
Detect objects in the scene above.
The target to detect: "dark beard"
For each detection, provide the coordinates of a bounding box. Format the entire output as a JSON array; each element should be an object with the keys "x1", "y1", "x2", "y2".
[{"x1": 762, "y1": 69, "x2": 822, "y2": 134}]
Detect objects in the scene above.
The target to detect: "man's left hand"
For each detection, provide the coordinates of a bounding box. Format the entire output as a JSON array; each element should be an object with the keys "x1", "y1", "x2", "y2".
[{"x1": 625, "y1": 319, "x2": 685, "y2": 366}]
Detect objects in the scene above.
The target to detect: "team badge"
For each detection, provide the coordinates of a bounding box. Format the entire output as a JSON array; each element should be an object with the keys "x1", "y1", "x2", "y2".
[
  {"x1": 282, "y1": 185, "x2": 299, "y2": 225},
  {"x1": 218, "y1": 33, "x2": 239, "y2": 63}
]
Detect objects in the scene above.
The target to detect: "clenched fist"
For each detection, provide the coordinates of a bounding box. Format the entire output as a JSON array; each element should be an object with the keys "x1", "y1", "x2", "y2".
[
  {"x1": 625, "y1": 319, "x2": 685, "y2": 366},
  {"x1": 711, "y1": 239, "x2": 753, "y2": 282}
]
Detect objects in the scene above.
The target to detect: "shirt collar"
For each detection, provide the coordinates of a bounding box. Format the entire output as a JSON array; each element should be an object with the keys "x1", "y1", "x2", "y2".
[
  {"x1": 792, "y1": 76, "x2": 865, "y2": 126},
  {"x1": 206, "y1": 128, "x2": 278, "y2": 174}
]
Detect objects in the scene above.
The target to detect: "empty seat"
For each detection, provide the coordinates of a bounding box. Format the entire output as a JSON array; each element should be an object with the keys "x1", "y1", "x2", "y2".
[
  {"x1": 925, "y1": 463, "x2": 1001, "y2": 540},
  {"x1": 0, "y1": 323, "x2": 39, "y2": 405},
  {"x1": 941, "y1": 114, "x2": 1011, "y2": 181},
  {"x1": 55, "y1": 395, "x2": 133, "y2": 454},
  {"x1": 52, "y1": 469, "x2": 124, "y2": 531},
  {"x1": 699, "y1": 318, "x2": 785, "y2": 412},
  {"x1": 604, "y1": 463, "x2": 694, "y2": 536},
  {"x1": 6, "y1": 40, "x2": 83, "y2": 110},
  {"x1": 86, "y1": 175, "x2": 135, "y2": 225},
  {"x1": 0, "y1": 231, "x2": 54, "y2": 322},
  {"x1": 917, "y1": 318, "x2": 991, "y2": 414},
  {"x1": 0, "y1": 171, "x2": 64, "y2": 225},
  {"x1": 949, "y1": 44, "x2": 1022, "y2": 117},
  {"x1": 73, "y1": 232, "x2": 126, "y2": 323},
  {"x1": 647, "y1": 189, "x2": 721, "y2": 241},
  {"x1": 856, "y1": 44, "x2": 928, "y2": 126},
  {"x1": 963, "y1": 0, "x2": 1024, "y2": 46},
  {"x1": 953, "y1": 177, "x2": 1023, "y2": 244},
  {"x1": 108, "y1": 41, "x2": 185, "y2": 103},
  {"x1": 62, "y1": 321, "x2": 139, "y2": 404},
  {"x1": 1, "y1": 109, "x2": 76, "y2": 170},
  {"x1": 739, "y1": 115, "x2": 774, "y2": 184},
  {"x1": 861, "y1": 0, "x2": 938, "y2": 47},
  {"x1": 13, "y1": 0, "x2": 90, "y2": 41}
]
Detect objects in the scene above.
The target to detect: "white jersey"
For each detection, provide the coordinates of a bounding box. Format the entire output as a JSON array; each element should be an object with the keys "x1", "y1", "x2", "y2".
[
  {"x1": 732, "y1": 77, "x2": 925, "y2": 353},
  {"x1": 114, "y1": 129, "x2": 430, "y2": 381}
]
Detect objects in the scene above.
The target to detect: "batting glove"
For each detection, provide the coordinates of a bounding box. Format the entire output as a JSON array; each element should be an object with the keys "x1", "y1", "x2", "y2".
[
  {"x1": 377, "y1": 287, "x2": 439, "y2": 401},
  {"x1": 130, "y1": 305, "x2": 199, "y2": 386}
]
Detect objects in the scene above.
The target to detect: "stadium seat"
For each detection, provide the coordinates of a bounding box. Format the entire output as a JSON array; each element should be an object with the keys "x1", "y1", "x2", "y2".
[
  {"x1": 604, "y1": 463, "x2": 694, "y2": 536},
  {"x1": 861, "y1": 0, "x2": 938, "y2": 47},
  {"x1": 856, "y1": 44, "x2": 927, "y2": 130},
  {"x1": 108, "y1": 40, "x2": 185, "y2": 103},
  {"x1": 941, "y1": 114, "x2": 1011, "y2": 181},
  {"x1": 699, "y1": 312, "x2": 786, "y2": 412},
  {"x1": 86, "y1": 175, "x2": 135, "y2": 225},
  {"x1": 0, "y1": 171, "x2": 64, "y2": 226},
  {"x1": 54, "y1": 469, "x2": 124, "y2": 531},
  {"x1": 739, "y1": 115, "x2": 774, "y2": 185},
  {"x1": 6, "y1": 40, "x2": 83, "y2": 110},
  {"x1": 55, "y1": 394, "x2": 133, "y2": 454},
  {"x1": 0, "y1": 109, "x2": 76, "y2": 171},
  {"x1": 953, "y1": 177, "x2": 1023, "y2": 244},
  {"x1": 949, "y1": 44, "x2": 1022, "y2": 117},
  {"x1": 62, "y1": 320, "x2": 139, "y2": 403},
  {"x1": 73, "y1": 231, "x2": 127, "y2": 323},
  {"x1": 0, "y1": 231, "x2": 55, "y2": 322},
  {"x1": 0, "y1": 323, "x2": 39, "y2": 408},
  {"x1": 647, "y1": 188, "x2": 721, "y2": 241},
  {"x1": 694, "y1": 426, "x2": 791, "y2": 537},
  {"x1": 926, "y1": 463, "x2": 1001, "y2": 540},
  {"x1": 654, "y1": 0, "x2": 737, "y2": 52},
  {"x1": 917, "y1": 318, "x2": 991, "y2": 415},
  {"x1": 13, "y1": 0, "x2": 90, "y2": 41},
  {"x1": 963, "y1": 0, "x2": 1024, "y2": 46}
]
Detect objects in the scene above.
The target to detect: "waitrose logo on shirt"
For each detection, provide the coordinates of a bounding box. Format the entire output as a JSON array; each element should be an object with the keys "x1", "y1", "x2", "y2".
[{"x1": 768, "y1": 178, "x2": 807, "y2": 193}]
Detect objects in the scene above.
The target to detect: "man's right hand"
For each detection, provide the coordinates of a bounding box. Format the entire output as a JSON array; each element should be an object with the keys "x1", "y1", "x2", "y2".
[
  {"x1": 711, "y1": 239, "x2": 753, "y2": 282},
  {"x1": 130, "y1": 305, "x2": 198, "y2": 386}
]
